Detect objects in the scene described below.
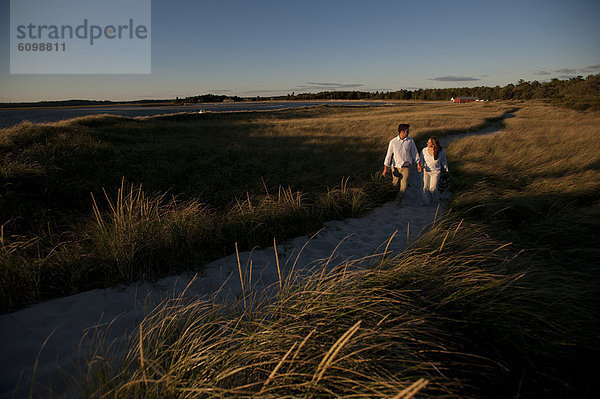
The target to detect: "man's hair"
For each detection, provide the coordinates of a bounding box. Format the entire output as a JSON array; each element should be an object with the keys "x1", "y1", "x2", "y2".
[{"x1": 398, "y1": 123, "x2": 410, "y2": 133}]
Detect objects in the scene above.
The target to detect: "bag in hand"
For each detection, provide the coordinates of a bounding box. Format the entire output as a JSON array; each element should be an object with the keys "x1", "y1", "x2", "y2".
[{"x1": 438, "y1": 172, "x2": 450, "y2": 192}]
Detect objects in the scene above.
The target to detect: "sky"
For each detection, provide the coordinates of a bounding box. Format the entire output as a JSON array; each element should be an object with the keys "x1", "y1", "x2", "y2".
[{"x1": 1, "y1": 0, "x2": 599, "y2": 102}]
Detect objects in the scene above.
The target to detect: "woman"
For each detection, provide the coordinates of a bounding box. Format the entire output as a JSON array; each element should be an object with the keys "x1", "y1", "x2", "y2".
[{"x1": 418, "y1": 136, "x2": 449, "y2": 205}]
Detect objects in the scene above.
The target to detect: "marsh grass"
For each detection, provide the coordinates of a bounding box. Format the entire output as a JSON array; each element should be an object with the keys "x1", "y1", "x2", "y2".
[
  {"x1": 5, "y1": 101, "x2": 599, "y2": 397},
  {"x1": 317, "y1": 177, "x2": 370, "y2": 218},
  {"x1": 88, "y1": 179, "x2": 217, "y2": 282},
  {"x1": 444, "y1": 103, "x2": 600, "y2": 394},
  {"x1": 65, "y1": 215, "x2": 594, "y2": 398},
  {"x1": 0, "y1": 103, "x2": 510, "y2": 234},
  {"x1": 448, "y1": 103, "x2": 600, "y2": 257},
  {"x1": 65, "y1": 102, "x2": 598, "y2": 398},
  {"x1": 0, "y1": 102, "x2": 512, "y2": 310}
]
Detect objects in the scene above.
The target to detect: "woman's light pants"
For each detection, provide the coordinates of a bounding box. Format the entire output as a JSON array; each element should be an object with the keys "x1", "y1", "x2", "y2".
[{"x1": 422, "y1": 171, "x2": 440, "y2": 205}]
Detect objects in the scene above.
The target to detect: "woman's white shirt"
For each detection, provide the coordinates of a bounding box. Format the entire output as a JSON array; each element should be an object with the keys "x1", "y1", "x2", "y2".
[{"x1": 420, "y1": 148, "x2": 448, "y2": 173}]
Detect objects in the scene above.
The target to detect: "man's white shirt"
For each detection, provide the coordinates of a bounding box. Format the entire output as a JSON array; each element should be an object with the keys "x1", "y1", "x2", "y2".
[{"x1": 384, "y1": 136, "x2": 421, "y2": 168}]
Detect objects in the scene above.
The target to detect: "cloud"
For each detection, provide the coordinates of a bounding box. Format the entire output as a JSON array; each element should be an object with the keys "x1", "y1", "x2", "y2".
[
  {"x1": 545, "y1": 64, "x2": 600, "y2": 77},
  {"x1": 535, "y1": 70, "x2": 552, "y2": 76},
  {"x1": 301, "y1": 82, "x2": 365, "y2": 90},
  {"x1": 428, "y1": 76, "x2": 480, "y2": 82},
  {"x1": 306, "y1": 82, "x2": 341, "y2": 86},
  {"x1": 237, "y1": 89, "x2": 292, "y2": 96},
  {"x1": 578, "y1": 64, "x2": 600, "y2": 73},
  {"x1": 555, "y1": 68, "x2": 578, "y2": 75}
]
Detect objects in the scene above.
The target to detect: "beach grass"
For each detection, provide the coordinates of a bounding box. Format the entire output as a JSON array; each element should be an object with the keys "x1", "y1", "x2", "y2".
[
  {"x1": 4, "y1": 100, "x2": 598, "y2": 397},
  {"x1": 448, "y1": 102, "x2": 600, "y2": 260},
  {"x1": 1, "y1": 103, "x2": 509, "y2": 232},
  {"x1": 0, "y1": 102, "x2": 512, "y2": 311},
  {"x1": 69, "y1": 213, "x2": 597, "y2": 398},
  {"x1": 52, "y1": 101, "x2": 598, "y2": 398}
]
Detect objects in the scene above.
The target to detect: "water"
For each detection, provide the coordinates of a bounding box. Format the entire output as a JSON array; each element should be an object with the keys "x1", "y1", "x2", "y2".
[{"x1": 0, "y1": 101, "x2": 387, "y2": 129}]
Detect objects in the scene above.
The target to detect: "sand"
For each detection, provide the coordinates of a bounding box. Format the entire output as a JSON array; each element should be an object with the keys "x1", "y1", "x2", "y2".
[{"x1": 0, "y1": 121, "x2": 506, "y2": 398}]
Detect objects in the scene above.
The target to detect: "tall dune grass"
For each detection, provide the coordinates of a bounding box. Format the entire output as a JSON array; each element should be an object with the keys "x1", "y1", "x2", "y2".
[
  {"x1": 4, "y1": 101, "x2": 598, "y2": 397},
  {"x1": 448, "y1": 103, "x2": 600, "y2": 258},
  {"x1": 0, "y1": 103, "x2": 510, "y2": 235},
  {"x1": 51, "y1": 102, "x2": 598, "y2": 398},
  {"x1": 0, "y1": 176, "x2": 382, "y2": 311},
  {"x1": 0, "y1": 103, "x2": 513, "y2": 311},
  {"x1": 63, "y1": 215, "x2": 595, "y2": 398}
]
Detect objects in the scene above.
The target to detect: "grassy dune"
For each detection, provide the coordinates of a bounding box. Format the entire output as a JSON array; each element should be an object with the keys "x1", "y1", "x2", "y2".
[
  {"x1": 449, "y1": 103, "x2": 600, "y2": 262},
  {"x1": 61, "y1": 102, "x2": 598, "y2": 398},
  {"x1": 3, "y1": 101, "x2": 598, "y2": 397},
  {"x1": 0, "y1": 102, "x2": 511, "y2": 311},
  {"x1": 1, "y1": 103, "x2": 508, "y2": 232}
]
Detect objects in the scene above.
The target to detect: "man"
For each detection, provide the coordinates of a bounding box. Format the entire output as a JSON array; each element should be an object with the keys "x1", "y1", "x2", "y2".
[{"x1": 382, "y1": 123, "x2": 422, "y2": 206}]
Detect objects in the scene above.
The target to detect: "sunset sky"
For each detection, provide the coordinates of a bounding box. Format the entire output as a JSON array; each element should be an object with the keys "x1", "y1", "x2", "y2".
[{"x1": 1, "y1": 0, "x2": 599, "y2": 102}]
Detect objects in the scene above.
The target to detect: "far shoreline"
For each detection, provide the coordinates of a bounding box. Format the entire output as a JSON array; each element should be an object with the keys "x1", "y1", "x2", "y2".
[
  {"x1": 0, "y1": 99, "x2": 439, "y2": 111},
  {"x1": 0, "y1": 100, "x2": 409, "y2": 129}
]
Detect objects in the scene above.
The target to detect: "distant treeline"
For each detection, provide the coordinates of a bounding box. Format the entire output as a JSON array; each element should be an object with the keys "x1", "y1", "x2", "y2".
[
  {"x1": 282, "y1": 74, "x2": 600, "y2": 111},
  {"x1": 0, "y1": 99, "x2": 172, "y2": 109},
  {"x1": 0, "y1": 99, "x2": 114, "y2": 108},
  {"x1": 4, "y1": 74, "x2": 598, "y2": 111},
  {"x1": 179, "y1": 74, "x2": 599, "y2": 111},
  {"x1": 176, "y1": 94, "x2": 244, "y2": 104}
]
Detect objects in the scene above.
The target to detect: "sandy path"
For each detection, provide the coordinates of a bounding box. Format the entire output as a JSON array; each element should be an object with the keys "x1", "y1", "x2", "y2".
[{"x1": 0, "y1": 120, "x2": 507, "y2": 398}]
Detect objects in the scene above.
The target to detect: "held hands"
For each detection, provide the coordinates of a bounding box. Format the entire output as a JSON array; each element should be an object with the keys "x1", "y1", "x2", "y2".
[{"x1": 417, "y1": 162, "x2": 423, "y2": 173}]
